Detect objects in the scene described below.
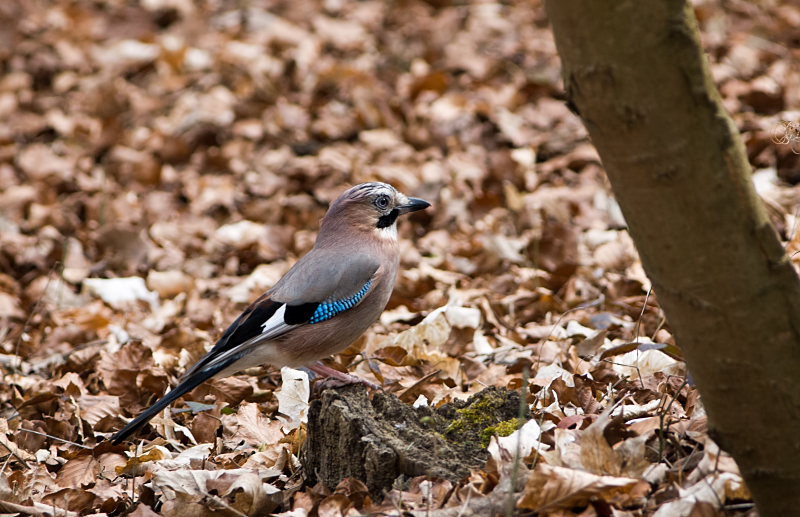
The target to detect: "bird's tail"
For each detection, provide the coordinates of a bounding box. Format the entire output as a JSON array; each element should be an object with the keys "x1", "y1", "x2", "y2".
[{"x1": 110, "y1": 359, "x2": 232, "y2": 444}]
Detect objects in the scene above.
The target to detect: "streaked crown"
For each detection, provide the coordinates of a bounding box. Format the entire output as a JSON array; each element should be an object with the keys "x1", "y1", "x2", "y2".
[{"x1": 318, "y1": 182, "x2": 430, "y2": 241}]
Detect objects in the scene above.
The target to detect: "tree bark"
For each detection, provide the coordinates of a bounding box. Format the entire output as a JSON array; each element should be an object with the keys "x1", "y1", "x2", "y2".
[
  {"x1": 544, "y1": 1, "x2": 800, "y2": 515},
  {"x1": 301, "y1": 385, "x2": 525, "y2": 500}
]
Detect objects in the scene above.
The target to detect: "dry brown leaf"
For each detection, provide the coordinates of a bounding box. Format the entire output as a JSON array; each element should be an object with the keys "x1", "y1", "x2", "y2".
[
  {"x1": 371, "y1": 306, "x2": 461, "y2": 381},
  {"x1": 96, "y1": 452, "x2": 128, "y2": 480},
  {"x1": 242, "y1": 446, "x2": 293, "y2": 471},
  {"x1": 146, "y1": 270, "x2": 194, "y2": 299},
  {"x1": 580, "y1": 402, "x2": 651, "y2": 478},
  {"x1": 16, "y1": 143, "x2": 75, "y2": 180},
  {"x1": 0, "y1": 292, "x2": 25, "y2": 319},
  {"x1": 317, "y1": 493, "x2": 351, "y2": 517},
  {"x1": 209, "y1": 375, "x2": 254, "y2": 405},
  {"x1": 77, "y1": 394, "x2": 121, "y2": 426},
  {"x1": 41, "y1": 487, "x2": 97, "y2": 513},
  {"x1": 116, "y1": 446, "x2": 171, "y2": 476},
  {"x1": 55, "y1": 454, "x2": 100, "y2": 489},
  {"x1": 154, "y1": 469, "x2": 280, "y2": 517},
  {"x1": 373, "y1": 346, "x2": 420, "y2": 367},
  {"x1": 651, "y1": 471, "x2": 748, "y2": 517},
  {"x1": 517, "y1": 463, "x2": 649, "y2": 511},
  {"x1": 231, "y1": 403, "x2": 285, "y2": 446},
  {"x1": 127, "y1": 502, "x2": 163, "y2": 517}
]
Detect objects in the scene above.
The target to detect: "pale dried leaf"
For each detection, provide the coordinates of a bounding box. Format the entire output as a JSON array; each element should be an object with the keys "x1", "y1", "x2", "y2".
[
  {"x1": 276, "y1": 367, "x2": 310, "y2": 430},
  {"x1": 517, "y1": 463, "x2": 649, "y2": 511},
  {"x1": 232, "y1": 403, "x2": 285, "y2": 446}
]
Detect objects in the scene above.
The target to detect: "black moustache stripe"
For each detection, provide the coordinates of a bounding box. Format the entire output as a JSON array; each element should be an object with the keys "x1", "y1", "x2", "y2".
[{"x1": 376, "y1": 209, "x2": 400, "y2": 229}]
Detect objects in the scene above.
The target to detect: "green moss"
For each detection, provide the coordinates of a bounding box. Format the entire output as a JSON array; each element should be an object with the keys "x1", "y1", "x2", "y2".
[
  {"x1": 446, "y1": 420, "x2": 464, "y2": 434},
  {"x1": 480, "y1": 427, "x2": 496, "y2": 447},
  {"x1": 456, "y1": 396, "x2": 504, "y2": 424},
  {"x1": 444, "y1": 390, "x2": 523, "y2": 448},
  {"x1": 495, "y1": 418, "x2": 522, "y2": 436},
  {"x1": 479, "y1": 418, "x2": 523, "y2": 447}
]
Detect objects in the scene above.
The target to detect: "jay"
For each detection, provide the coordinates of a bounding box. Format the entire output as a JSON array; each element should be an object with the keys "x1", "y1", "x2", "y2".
[{"x1": 111, "y1": 182, "x2": 429, "y2": 444}]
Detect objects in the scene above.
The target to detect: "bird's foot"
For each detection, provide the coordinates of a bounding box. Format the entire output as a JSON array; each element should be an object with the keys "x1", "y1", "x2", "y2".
[{"x1": 307, "y1": 362, "x2": 380, "y2": 390}]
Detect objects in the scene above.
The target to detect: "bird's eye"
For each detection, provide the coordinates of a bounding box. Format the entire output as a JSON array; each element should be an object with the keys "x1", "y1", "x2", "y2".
[{"x1": 374, "y1": 195, "x2": 390, "y2": 209}]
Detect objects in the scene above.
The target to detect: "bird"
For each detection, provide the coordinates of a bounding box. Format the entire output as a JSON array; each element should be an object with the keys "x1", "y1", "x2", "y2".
[{"x1": 111, "y1": 182, "x2": 430, "y2": 444}]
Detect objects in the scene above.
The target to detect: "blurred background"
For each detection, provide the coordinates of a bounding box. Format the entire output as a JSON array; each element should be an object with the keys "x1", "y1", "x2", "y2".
[{"x1": 0, "y1": 0, "x2": 798, "y2": 514}]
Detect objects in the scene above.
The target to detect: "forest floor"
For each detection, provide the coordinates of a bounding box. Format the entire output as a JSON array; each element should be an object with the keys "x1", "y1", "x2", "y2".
[{"x1": 1, "y1": 0, "x2": 799, "y2": 515}]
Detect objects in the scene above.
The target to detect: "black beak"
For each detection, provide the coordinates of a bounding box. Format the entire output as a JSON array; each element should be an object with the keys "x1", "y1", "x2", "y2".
[{"x1": 397, "y1": 197, "x2": 431, "y2": 215}]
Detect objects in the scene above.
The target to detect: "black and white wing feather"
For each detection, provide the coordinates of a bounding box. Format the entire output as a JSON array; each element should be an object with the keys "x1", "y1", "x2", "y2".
[{"x1": 111, "y1": 252, "x2": 379, "y2": 444}]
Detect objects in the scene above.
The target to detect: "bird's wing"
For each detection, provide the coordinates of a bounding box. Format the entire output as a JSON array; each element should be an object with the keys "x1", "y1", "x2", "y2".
[
  {"x1": 183, "y1": 251, "x2": 380, "y2": 378},
  {"x1": 270, "y1": 249, "x2": 381, "y2": 304},
  {"x1": 111, "y1": 252, "x2": 380, "y2": 444}
]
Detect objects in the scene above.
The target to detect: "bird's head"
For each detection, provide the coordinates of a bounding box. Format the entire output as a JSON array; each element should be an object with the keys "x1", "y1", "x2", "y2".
[{"x1": 318, "y1": 182, "x2": 430, "y2": 243}]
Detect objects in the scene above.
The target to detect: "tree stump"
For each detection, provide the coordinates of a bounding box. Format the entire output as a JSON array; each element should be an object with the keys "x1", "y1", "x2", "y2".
[{"x1": 301, "y1": 384, "x2": 527, "y2": 500}]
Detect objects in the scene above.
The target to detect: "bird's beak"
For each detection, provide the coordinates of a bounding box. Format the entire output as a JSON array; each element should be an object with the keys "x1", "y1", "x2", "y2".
[{"x1": 397, "y1": 197, "x2": 431, "y2": 215}]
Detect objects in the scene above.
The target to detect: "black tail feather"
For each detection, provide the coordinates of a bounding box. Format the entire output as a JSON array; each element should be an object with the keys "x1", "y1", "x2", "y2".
[{"x1": 110, "y1": 359, "x2": 233, "y2": 444}]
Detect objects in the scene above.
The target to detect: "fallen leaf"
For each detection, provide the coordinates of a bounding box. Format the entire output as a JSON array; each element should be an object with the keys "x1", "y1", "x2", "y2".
[
  {"x1": 56, "y1": 454, "x2": 100, "y2": 489},
  {"x1": 83, "y1": 277, "x2": 160, "y2": 310},
  {"x1": 581, "y1": 401, "x2": 652, "y2": 478},
  {"x1": 276, "y1": 367, "x2": 310, "y2": 430},
  {"x1": 517, "y1": 463, "x2": 650, "y2": 511},
  {"x1": 232, "y1": 403, "x2": 285, "y2": 446}
]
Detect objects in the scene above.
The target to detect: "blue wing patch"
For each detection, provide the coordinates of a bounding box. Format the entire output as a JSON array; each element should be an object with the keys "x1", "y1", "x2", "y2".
[{"x1": 309, "y1": 280, "x2": 372, "y2": 324}]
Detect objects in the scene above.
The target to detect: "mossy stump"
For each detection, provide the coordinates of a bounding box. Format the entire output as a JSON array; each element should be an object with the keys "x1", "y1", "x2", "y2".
[{"x1": 301, "y1": 384, "x2": 530, "y2": 500}]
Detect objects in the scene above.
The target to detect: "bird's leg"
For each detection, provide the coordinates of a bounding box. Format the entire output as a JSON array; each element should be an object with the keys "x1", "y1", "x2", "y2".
[{"x1": 307, "y1": 362, "x2": 380, "y2": 390}]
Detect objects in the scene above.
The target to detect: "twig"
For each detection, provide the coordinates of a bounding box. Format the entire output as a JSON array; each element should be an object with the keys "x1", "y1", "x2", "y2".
[
  {"x1": 13, "y1": 261, "x2": 63, "y2": 375},
  {"x1": 506, "y1": 367, "x2": 529, "y2": 517},
  {"x1": 17, "y1": 428, "x2": 91, "y2": 449},
  {"x1": 693, "y1": 465, "x2": 729, "y2": 516},
  {"x1": 650, "y1": 307, "x2": 666, "y2": 342},
  {"x1": 528, "y1": 389, "x2": 548, "y2": 470},
  {"x1": 482, "y1": 294, "x2": 518, "y2": 334},
  {"x1": 132, "y1": 443, "x2": 139, "y2": 504},
  {"x1": 630, "y1": 287, "x2": 653, "y2": 390},
  {"x1": 633, "y1": 286, "x2": 652, "y2": 345},
  {"x1": 455, "y1": 486, "x2": 472, "y2": 517},
  {"x1": 0, "y1": 439, "x2": 30, "y2": 469},
  {"x1": 600, "y1": 359, "x2": 644, "y2": 389},
  {"x1": 202, "y1": 491, "x2": 250, "y2": 517},
  {"x1": 0, "y1": 449, "x2": 12, "y2": 474},
  {"x1": 29, "y1": 339, "x2": 109, "y2": 373},
  {"x1": 722, "y1": 503, "x2": 755, "y2": 511},
  {"x1": 657, "y1": 376, "x2": 689, "y2": 463}
]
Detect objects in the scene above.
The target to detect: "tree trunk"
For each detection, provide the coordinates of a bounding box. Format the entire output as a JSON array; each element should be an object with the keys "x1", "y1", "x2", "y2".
[{"x1": 544, "y1": 1, "x2": 800, "y2": 515}]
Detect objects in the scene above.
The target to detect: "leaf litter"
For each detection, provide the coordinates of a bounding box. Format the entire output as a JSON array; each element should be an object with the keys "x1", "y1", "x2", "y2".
[{"x1": 0, "y1": 0, "x2": 794, "y2": 515}]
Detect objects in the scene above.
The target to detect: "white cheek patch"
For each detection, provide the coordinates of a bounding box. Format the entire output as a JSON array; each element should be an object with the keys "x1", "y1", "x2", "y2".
[{"x1": 375, "y1": 225, "x2": 398, "y2": 240}]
